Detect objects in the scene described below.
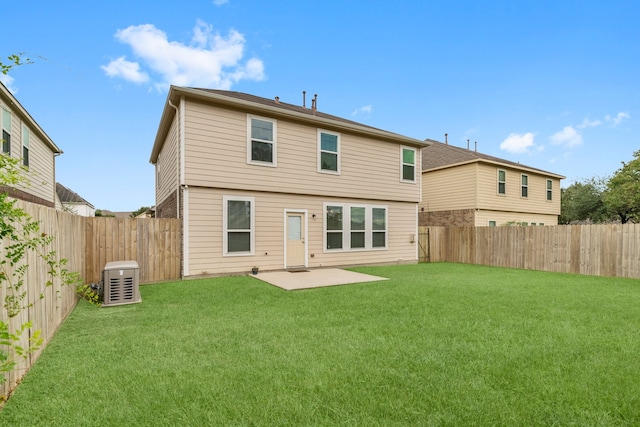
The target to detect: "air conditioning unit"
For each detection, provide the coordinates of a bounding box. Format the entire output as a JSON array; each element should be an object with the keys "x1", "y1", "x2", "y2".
[{"x1": 102, "y1": 260, "x2": 141, "y2": 307}]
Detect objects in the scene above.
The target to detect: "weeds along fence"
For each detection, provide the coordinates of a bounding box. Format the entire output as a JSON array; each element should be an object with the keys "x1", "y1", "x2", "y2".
[
  {"x1": 419, "y1": 224, "x2": 640, "y2": 279},
  {"x1": 1, "y1": 200, "x2": 181, "y2": 398}
]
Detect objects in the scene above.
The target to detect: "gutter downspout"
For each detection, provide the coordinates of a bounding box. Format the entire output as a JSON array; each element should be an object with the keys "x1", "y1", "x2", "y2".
[
  {"x1": 168, "y1": 96, "x2": 189, "y2": 278},
  {"x1": 167, "y1": 98, "x2": 181, "y2": 219}
]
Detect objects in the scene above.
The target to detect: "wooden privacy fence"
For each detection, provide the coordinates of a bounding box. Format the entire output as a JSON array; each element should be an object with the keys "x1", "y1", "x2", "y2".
[
  {"x1": 84, "y1": 217, "x2": 181, "y2": 284},
  {"x1": 419, "y1": 224, "x2": 640, "y2": 279},
  {"x1": 1, "y1": 200, "x2": 181, "y2": 398},
  {"x1": 1, "y1": 201, "x2": 81, "y2": 397}
]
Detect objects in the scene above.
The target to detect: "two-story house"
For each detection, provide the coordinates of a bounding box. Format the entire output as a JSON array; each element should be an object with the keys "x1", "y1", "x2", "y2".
[
  {"x1": 1, "y1": 81, "x2": 62, "y2": 207},
  {"x1": 420, "y1": 140, "x2": 564, "y2": 226},
  {"x1": 150, "y1": 87, "x2": 429, "y2": 277}
]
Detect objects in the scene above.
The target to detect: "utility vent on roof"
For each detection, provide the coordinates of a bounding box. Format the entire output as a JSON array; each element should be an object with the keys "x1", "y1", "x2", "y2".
[{"x1": 102, "y1": 260, "x2": 141, "y2": 307}]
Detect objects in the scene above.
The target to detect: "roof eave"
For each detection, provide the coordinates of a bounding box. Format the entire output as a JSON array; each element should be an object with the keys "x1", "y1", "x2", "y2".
[
  {"x1": 0, "y1": 81, "x2": 62, "y2": 155},
  {"x1": 423, "y1": 158, "x2": 565, "y2": 179},
  {"x1": 150, "y1": 86, "x2": 430, "y2": 163}
]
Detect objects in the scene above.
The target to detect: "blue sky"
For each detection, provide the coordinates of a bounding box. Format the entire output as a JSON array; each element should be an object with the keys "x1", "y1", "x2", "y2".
[{"x1": 2, "y1": 0, "x2": 638, "y2": 211}]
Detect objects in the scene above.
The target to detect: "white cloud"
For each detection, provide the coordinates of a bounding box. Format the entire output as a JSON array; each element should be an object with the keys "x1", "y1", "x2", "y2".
[
  {"x1": 499, "y1": 132, "x2": 536, "y2": 154},
  {"x1": 551, "y1": 126, "x2": 583, "y2": 148},
  {"x1": 0, "y1": 74, "x2": 17, "y2": 93},
  {"x1": 101, "y1": 56, "x2": 149, "y2": 83},
  {"x1": 577, "y1": 118, "x2": 602, "y2": 129},
  {"x1": 606, "y1": 112, "x2": 630, "y2": 126},
  {"x1": 213, "y1": 0, "x2": 228, "y2": 5},
  {"x1": 102, "y1": 20, "x2": 264, "y2": 90},
  {"x1": 351, "y1": 104, "x2": 372, "y2": 116}
]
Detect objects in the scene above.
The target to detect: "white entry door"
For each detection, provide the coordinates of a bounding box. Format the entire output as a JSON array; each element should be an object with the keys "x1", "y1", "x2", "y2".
[{"x1": 286, "y1": 212, "x2": 306, "y2": 268}]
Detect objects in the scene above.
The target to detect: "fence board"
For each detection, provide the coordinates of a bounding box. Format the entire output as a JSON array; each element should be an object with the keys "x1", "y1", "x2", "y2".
[
  {"x1": 2, "y1": 200, "x2": 182, "y2": 399},
  {"x1": 420, "y1": 224, "x2": 640, "y2": 279}
]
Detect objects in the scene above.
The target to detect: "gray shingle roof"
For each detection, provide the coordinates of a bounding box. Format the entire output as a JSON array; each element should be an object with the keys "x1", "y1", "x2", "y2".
[
  {"x1": 56, "y1": 183, "x2": 93, "y2": 206},
  {"x1": 421, "y1": 140, "x2": 565, "y2": 178},
  {"x1": 192, "y1": 88, "x2": 403, "y2": 135}
]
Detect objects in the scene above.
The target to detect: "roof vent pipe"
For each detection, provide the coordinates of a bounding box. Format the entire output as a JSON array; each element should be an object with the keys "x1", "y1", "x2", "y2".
[
  {"x1": 445, "y1": 133, "x2": 448, "y2": 145},
  {"x1": 475, "y1": 141, "x2": 478, "y2": 152},
  {"x1": 311, "y1": 94, "x2": 317, "y2": 112},
  {"x1": 302, "y1": 91, "x2": 306, "y2": 108},
  {"x1": 275, "y1": 96, "x2": 280, "y2": 104},
  {"x1": 467, "y1": 139, "x2": 470, "y2": 150}
]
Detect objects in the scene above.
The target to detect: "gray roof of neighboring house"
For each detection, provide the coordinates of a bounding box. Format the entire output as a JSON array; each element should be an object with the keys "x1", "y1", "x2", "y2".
[
  {"x1": 421, "y1": 140, "x2": 565, "y2": 179},
  {"x1": 99, "y1": 210, "x2": 132, "y2": 218},
  {"x1": 56, "y1": 183, "x2": 94, "y2": 207},
  {"x1": 150, "y1": 87, "x2": 430, "y2": 163}
]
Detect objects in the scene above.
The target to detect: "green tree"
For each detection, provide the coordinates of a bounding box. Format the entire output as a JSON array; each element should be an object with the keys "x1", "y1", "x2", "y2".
[
  {"x1": 560, "y1": 177, "x2": 609, "y2": 224},
  {"x1": 603, "y1": 150, "x2": 640, "y2": 224},
  {"x1": 130, "y1": 206, "x2": 152, "y2": 218},
  {"x1": 0, "y1": 53, "x2": 32, "y2": 75}
]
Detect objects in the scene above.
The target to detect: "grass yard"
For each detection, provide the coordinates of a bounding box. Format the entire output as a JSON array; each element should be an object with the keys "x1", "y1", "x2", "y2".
[{"x1": 2, "y1": 262, "x2": 640, "y2": 426}]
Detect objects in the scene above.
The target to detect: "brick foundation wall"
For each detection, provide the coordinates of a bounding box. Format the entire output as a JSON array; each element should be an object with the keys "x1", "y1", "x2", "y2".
[
  {"x1": 156, "y1": 189, "x2": 179, "y2": 219},
  {"x1": 419, "y1": 209, "x2": 475, "y2": 226},
  {"x1": 0, "y1": 185, "x2": 55, "y2": 208}
]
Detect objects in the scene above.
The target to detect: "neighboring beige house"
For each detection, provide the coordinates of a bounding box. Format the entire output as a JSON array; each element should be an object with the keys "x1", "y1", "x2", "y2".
[
  {"x1": 150, "y1": 87, "x2": 429, "y2": 277},
  {"x1": 420, "y1": 140, "x2": 564, "y2": 226},
  {"x1": 1, "y1": 81, "x2": 62, "y2": 207},
  {"x1": 56, "y1": 182, "x2": 95, "y2": 216}
]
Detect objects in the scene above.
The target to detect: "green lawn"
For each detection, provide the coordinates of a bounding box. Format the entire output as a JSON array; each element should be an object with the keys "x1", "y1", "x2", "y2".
[{"x1": 2, "y1": 263, "x2": 640, "y2": 426}]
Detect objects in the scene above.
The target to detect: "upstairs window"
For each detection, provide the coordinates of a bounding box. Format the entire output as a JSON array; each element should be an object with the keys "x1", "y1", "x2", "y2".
[
  {"x1": 521, "y1": 174, "x2": 529, "y2": 198},
  {"x1": 318, "y1": 130, "x2": 340, "y2": 174},
  {"x1": 1, "y1": 107, "x2": 11, "y2": 155},
  {"x1": 401, "y1": 146, "x2": 416, "y2": 182},
  {"x1": 22, "y1": 124, "x2": 29, "y2": 167},
  {"x1": 497, "y1": 169, "x2": 506, "y2": 195},
  {"x1": 247, "y1": 115, "x2": 276, "y2": 166},
  {"x1": 546, "y1": 179, "x2": 553, "y2": 201},
  {"x1": 223, "y1": 196, "x2": 255, "y2": 256}
]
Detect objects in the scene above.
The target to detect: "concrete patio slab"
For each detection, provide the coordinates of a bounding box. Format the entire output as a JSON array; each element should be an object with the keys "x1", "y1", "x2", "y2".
[{"x1": 250, "y1": 268, "x2": 388, "y2": 290}]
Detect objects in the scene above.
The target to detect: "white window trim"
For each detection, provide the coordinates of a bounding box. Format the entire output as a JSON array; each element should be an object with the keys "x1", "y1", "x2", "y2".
[
  {"x1": 156, "y1": 156, "x2": 161, "y2": 188},
  {"x1": 247, "y1": 114, "x2": 277, "y2": 167},
  {"x1": 521, "y1": 174, "x2": 529, "y2": 198},
  {"x1": 222, "y1": 195, "x2": 255, "y2": 256},
  {"x1": 546, "y1": 179, "x2": 553, "y2": 201},
  {"x1": 497, "y1": 169, "x2": 506, "y2": 195},
  {"x1": 400, "y1": 146, "x2": 417, "y2": 183},
  {"x1": 1, "y1": 105, "x2": 11, "y2": 155},
  {"x1": 488, "y1": 220, "x2": 497, "y2": 227},
  {"x1": 323, "y1": 202, "x2": 388, "y2": 252},
  {"x1": 21, "y1": 124, "x2": 29, "y2": 167},
  {"x1": 317, "y1": 129, "x2": 341, "y2": 175}
]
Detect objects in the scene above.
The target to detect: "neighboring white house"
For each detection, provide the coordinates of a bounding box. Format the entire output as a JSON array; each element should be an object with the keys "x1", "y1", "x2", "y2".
[{"x1": 55, "y1": 182, "x2": 95, "y2": 217}]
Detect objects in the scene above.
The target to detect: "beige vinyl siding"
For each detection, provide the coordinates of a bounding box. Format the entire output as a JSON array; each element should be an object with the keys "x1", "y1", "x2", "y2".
[
  {"x1": 182, "y1": 101, "x2": 421, "y2": 203},
  {"x1": 476, "y1": 210, "x2": 559, "y2": 226},
  {"x1": 420, "y1": 163, "x2": 477, "y2": 211},
  {"x1": 476, "y1": 164, "x2": 561, "y2": 215},
  {"x1": 186, "y1": 186, "x2": 418, "y2": 276},
  {"x1": 156, "y1": 115, "x2": 179, "y2": 206},
  {"x1": 12, "y1": 118, "x2": 56, "y2": 204}
]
